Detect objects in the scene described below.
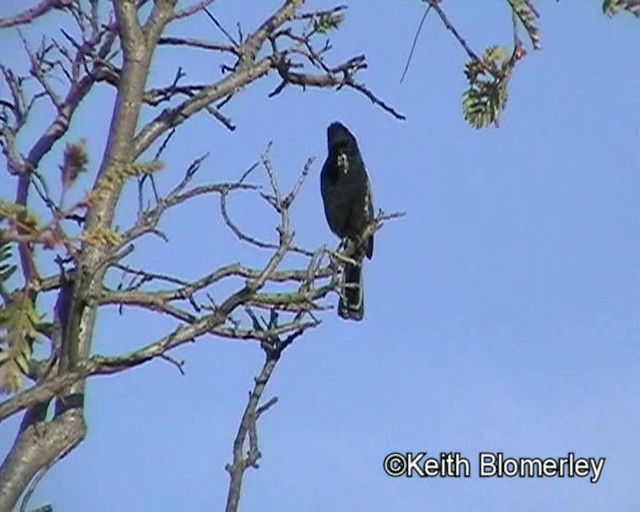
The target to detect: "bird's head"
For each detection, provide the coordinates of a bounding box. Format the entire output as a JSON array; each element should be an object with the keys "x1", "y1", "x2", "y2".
[{"x1": 327, "y1": 122, "x2": 358, "y2": 175}]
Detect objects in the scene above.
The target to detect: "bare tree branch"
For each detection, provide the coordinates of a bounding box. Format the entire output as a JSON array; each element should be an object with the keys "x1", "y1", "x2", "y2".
[
  {"x1": 158, "y1": 36, "x2": 238, "y2": 55},
  {"x1": 0, "y1": 2, "x2": 405, "y2": 509},
  {"x1": 133, "y1": 1, "x2": 404, "y2": 157},
  {"x1": 172, "y1": 0, "x2": 215, "y2": 22},
  {"x1": 225, "y1": 320, "x2": 303, "y2": 512},
  {"x1": 0, "y1": 0, "x2": 72, "y2": 29},
  {"x1": 428, "y1": 0, "x2": 482, "y2": 63}
]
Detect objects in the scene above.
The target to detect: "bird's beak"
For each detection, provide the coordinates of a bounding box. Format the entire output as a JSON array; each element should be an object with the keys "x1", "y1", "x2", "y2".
[{"x1": 337, "y1": 153, "x2": 349, "y2": 174}]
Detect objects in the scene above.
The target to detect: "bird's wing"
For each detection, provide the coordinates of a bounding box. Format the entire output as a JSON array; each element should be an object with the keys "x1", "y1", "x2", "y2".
[{"x1": 364, "y1": 174, "x2": 375, "y2": 259}]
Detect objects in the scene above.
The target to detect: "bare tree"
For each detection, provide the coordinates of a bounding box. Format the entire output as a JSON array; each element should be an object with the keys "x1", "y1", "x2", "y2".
[
  {"x1": 2, "y1": 0, "x2": 630, "y2": 510},
  {"x1": 0, "y1": 1, "x2": 403, "y2": 510}
]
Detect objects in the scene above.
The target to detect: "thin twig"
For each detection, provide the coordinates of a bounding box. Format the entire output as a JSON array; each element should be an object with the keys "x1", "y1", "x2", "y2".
[
  {"x1": 224, "y1": 328, "x2": 305, "y2": 512},
  {"x1": 400, "y1": 4, "x2": 433, "y2": 83},
  {"x1": 203, "y1": 7, "x2": 238, "y2": 46},
  {"x1": 428, "y1": 0, "x2": 482, "y2": 62}
]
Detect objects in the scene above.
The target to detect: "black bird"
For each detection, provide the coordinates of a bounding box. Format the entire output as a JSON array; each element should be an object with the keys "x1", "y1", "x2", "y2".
[{"x1": 320, "y1": 122, "x2": 374, "y2": 321}]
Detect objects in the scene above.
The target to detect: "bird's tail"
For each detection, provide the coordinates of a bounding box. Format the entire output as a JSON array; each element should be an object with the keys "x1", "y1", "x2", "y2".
[{"x1": 338, "y1": 261, "x2": 364, "y2": 321}]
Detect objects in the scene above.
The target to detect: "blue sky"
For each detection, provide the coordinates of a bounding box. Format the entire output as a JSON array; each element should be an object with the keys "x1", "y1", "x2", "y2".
[{"x1": 1, "y1": 0, "x2": 639, "y2": 510}]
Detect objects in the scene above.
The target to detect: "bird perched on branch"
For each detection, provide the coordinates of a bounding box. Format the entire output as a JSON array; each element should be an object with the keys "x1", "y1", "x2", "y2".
[{"x1": 320, "y1": 121, "x2": 374, "y2": 321}]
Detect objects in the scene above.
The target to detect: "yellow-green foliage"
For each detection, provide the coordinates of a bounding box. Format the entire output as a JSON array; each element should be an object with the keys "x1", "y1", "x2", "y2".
[
  {"x1": 462, "y1": 46, "x2": 514, "y2": 129},
  {"x1": 91, "y1": 160, "x2": 164, "y2": 202},
  {"x1": 0, "y1": 201, "x2": 39, "y2": 233},
  {"x1": 313, "y1": 11, "x2": 345, "y2": 34},
  {"x1": 0, "y1": 239, "x2": 16, "y2": 283},
  {"x1": 0, "y1": 291, "x2": 41, "y2": 394},
  {"x1": 603, "y1": 0, "x2": 640, "y2": 17},
  {"x1": 81, "y1": 226, "x2": 124, "y2": 247},
  {"x1": 506, "y1": 0, "x2": 541, "y2": 49},
  {"x1": 456, "y1": 0, "x2": 541, "y2": 129}
]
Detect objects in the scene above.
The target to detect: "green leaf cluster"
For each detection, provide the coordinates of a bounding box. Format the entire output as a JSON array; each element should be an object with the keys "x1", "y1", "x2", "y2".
[
  {"x1": 0, "y1": 291, "x2": 42, "y2": 394},
  {"x1": 603, "y1": 0, "x2": 640, "y2": 17},
  {"x1": 0, "y1": 239, "x2": 16, "y2": 283},
  {"x1": 460, "y1": 0, "x2": 541, "y2": 129},
  {"x1": 507, "y1": 0, "x2": 541, "y2": 49},
  {"x1": 313, "y1": 12, "x2": 345, "y2": 34},
  {"x1": 462, "y1": 46, "x2": 515, "y2": 129}
]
